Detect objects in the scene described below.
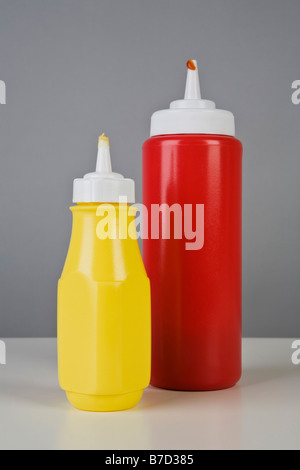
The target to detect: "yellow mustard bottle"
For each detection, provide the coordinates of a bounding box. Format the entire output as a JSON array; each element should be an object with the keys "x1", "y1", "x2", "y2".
[{"x1": 58, "y1": 134, "x2": 151, "y2": 412}]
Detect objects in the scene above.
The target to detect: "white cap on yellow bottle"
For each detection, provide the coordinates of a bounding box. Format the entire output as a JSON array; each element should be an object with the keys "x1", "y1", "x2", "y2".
[{"x1": 73, "y1": 134, "x2": 135, "y2": 203}]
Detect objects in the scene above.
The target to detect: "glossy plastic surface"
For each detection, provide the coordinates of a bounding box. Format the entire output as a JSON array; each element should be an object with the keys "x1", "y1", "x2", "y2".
[
  {"x1": 143, "y1": 135, "x2": 243, "y2": 390},
  {"x1": 58, "y1": 204, "x2": 151, "y2": 411}
]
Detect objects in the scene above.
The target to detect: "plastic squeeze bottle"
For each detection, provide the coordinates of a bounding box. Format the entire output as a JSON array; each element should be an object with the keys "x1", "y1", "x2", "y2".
[
  {"x1": 58, "y1": 134, "x2": 151, "y2": 411},
  {"x1": 143, "y1": 60, "x2": 243, "y2": 391}
]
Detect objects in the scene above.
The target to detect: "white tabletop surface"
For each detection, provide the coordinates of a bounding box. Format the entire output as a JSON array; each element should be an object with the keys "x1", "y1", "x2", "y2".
[{"x1": 0, "y1": 338, "x2": 299, "y2": 450}]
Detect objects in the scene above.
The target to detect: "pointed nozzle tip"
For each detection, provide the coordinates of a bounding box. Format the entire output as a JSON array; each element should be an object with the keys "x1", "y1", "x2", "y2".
[
  {"x1": 184, "y1": 59, "x2": 201, "y2": 100},
  {"x1": 98, "y1": 133, "x2": 110, "y2": 149},
  {"x1": 96, "y1": 133, "x2": 112, "y2": 173}
]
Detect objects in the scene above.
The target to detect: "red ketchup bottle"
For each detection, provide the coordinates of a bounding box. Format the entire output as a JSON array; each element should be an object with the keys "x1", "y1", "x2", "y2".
[{"x1": 143, "y1": 60, "x2": 243, "y2": 390}]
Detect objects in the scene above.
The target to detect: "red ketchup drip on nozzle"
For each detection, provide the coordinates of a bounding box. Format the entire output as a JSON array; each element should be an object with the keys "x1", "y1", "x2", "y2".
[{"x1": 186, "y1": 60, "x2": 196, "y2": 71}]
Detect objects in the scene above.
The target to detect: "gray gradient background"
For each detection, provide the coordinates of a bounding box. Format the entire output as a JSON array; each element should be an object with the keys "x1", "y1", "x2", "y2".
[{"x1": 0, "y1": 0, "x2": 299, "y2": 337}]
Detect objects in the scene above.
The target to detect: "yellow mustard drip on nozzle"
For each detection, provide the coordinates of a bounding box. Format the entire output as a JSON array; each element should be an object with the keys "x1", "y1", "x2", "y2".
[{"x1": 98, "y1": 133, "x2": 110, "y2": 149}]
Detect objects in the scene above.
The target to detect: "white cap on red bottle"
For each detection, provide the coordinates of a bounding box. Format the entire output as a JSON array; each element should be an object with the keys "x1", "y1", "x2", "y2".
[
  {"x1": 73, "y1": 134, "x2": 135, "y2": 203},
  {"x1": 150, "y1": 60, "x2": 235, "y2": 137}
]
